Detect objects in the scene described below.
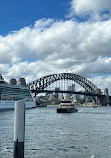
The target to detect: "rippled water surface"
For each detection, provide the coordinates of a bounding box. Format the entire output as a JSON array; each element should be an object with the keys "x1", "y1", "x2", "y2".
[{"x1": 0, "y1": 106, "x2": 111, "y2": 158}]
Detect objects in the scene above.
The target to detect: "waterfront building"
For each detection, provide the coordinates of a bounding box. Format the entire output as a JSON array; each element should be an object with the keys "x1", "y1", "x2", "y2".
[
  {"x1": 63, "y1": 93, "x2": 70, "y2": 100},
  {"x1": 72, "y1": 94, "x2": 77, "y2": 102},
  {"x1": 58, "y1": 93, "x2": 63, "y2": 100}
]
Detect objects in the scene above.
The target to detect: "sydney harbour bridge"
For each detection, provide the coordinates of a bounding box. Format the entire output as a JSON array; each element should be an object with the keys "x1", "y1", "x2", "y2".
[{"x1": 27, "y1": 73, "x2": 110, "y2": 106}]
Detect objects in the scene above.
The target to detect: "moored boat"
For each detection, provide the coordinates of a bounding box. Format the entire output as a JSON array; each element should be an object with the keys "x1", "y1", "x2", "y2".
[
  {"x1": 57, "y1": 100, "x2": 78, "y2": 113},
  {"x1": 0, "y1": 74, "x2": 36, "y2": 109}
]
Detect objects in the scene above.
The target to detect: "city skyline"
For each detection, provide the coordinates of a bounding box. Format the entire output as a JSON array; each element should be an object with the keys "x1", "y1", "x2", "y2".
[{"x1": 0, "y1": 0, "x2": 111, "y2": 94}]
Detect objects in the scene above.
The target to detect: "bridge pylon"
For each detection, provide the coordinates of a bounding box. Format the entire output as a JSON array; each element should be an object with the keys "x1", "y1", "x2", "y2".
[{"x1": 99, "y1": 88, "x2": 109, "y2": 106}]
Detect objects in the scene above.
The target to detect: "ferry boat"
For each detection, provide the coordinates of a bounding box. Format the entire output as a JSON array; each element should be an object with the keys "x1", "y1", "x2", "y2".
[
  {"x1": 0, "y1": 74, "x2": 36, "y2": 109},
  {"x1": 57, "y1": 100, "x2": 78, "y2": 113}
]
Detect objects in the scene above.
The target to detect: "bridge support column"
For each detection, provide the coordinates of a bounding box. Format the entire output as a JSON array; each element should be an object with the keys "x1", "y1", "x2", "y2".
[
  {"x1": 99, "y1": 88, "x2": 109, "y2": 106},
  {"x1": 104, "y1": 88, "x2": 109, "y2": 106}
]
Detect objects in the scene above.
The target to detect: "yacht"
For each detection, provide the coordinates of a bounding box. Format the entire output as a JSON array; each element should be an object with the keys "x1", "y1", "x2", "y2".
[
  {"x1": 57, "y1": 100, "x2": 78, "y2": 113},
  {"x1": 0, "y1": 74, "x2": 36, "y2": 109}
]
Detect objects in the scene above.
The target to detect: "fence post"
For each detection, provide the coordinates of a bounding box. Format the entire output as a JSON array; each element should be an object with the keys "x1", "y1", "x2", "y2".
[{"x1": 14, "y1": 100, "x2": 25, "y2": 158}]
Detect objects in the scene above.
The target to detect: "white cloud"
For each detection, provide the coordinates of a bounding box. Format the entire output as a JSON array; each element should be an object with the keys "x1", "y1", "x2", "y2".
[
  {"x1": 71, "y1": 57, "x2": 111, "y2": 77},
  {"x1": 0, "y1": 59, "x2": 111, "y2": 94},
  {"x1": 1, "y1": 56, "x2": 111, "y2": 94},
  {"x1": 0, "y1": 19, "x2": 111, "y2": 65},
  {"x1": 90, "y1": 76, "x2": 111, "y2": 94},
  {"x1": 69, "y1": 0, "x2": 111, "y2": 20},
  {"x1": 0, "y1": 17, "x2": 111, "y2": 94}
]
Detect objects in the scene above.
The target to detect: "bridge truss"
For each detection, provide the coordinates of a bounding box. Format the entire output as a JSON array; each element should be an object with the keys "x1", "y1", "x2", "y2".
[{"x1": 27, "y1": 73, "x2": 101, "y2": 96}]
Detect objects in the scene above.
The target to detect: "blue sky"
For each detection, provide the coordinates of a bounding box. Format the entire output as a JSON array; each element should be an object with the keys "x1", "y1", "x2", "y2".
[
  {"x1": 0, "y1": 0, "x2": 111, "y2": 94},
  {"x1": 0, "y1": 0, "x2": 70, "y2": 35}
]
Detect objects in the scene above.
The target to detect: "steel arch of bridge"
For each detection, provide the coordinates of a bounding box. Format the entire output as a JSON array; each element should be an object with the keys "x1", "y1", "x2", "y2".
[{"x1": 27, "y1": 73, "x2": 101, "y2": 95}]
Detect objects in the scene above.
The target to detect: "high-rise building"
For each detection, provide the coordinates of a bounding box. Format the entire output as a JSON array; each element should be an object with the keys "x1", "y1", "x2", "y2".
[
  {"x1": 72, "y1": 84, "x2": 75, "y2": 91},
  {"x1": 68, "y1": 84, "x2": 75, "y2": 91},
  {"x1": 68, "y1": 86, "x2": 72, "y2": 91},
  {"x1": 55, "y1": 88, "x2": 60, "y2": 98}
]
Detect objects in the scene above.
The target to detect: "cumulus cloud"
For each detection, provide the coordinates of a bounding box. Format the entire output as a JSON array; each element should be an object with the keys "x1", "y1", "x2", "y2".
[
  {"x1": 71, "y1": 57, "x2": 111, "y2": 77},
  {"x1": 0, "y1": 16, "x2": 111, "y2": 93},
  {"x1": 2, "y1": 57, "x2": 111, "y2": 94},
  {"x1": 90, "y1": 75, "x2": 111, "y2": 94},
  {"x1": 0, "y1": 18, "x2": 111, "y2": 65},
  {"x1": 69, "y1": 0, "x2": 111, "y2": 21}
]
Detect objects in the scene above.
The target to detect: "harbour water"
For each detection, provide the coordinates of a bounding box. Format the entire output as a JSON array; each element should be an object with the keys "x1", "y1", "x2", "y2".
[{"x1": 0, "y1": 106, "x2": 111, "y2": 158}]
